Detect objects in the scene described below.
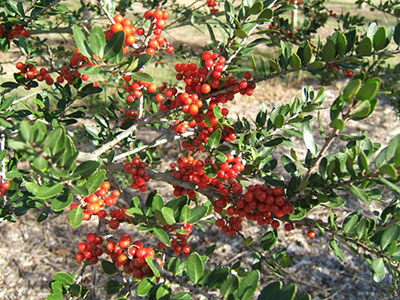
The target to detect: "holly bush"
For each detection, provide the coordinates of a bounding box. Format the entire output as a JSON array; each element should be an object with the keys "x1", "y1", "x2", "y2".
[{"x1": 1, "y1": 0, "x2": 400, "y2": 299}]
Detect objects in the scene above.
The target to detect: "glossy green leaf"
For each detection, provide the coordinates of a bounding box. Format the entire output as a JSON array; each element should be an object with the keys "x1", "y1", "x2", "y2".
[
  {"x1": 72, "y1": 25, "x2": 91, "y2": 59},
  {"x1": 329, "y1": 239, "x2": 344, "y2": 262},
  {"x1": 220, "y1": 275, "x2": 239, "y2": 298},
  {"x1": 89, "y1": 27, "x2": 106, "y2": 58},
  {"x1": 289, "y1": 53, "x2": 301, "y2": 70},
  {"x1": 54, "y1": 272, "x2": 75, "y2": 284},
  {"x1": 146, "y1": 257, "x2": 161, "y2": 277},
  {"x1": 84, "y1": 169, "x2": 106, "y2": 195},
  {"x1": 153, "y1": 227, "x2": 170, "y2": 246},
  {"x1": 371, "y1": 258, "x2": 386, "y2": 282},
  {"x1": 258, "y1": 8, "x2": 273, "y2": 20},
  {"x1": 131, "y1": 72, "x2": 153, "y2": 82},
  {"x1": 343, "y1": 79, "x2": 361, "y2": 102},
  {"x1": 321, "y1": 39, "x2": 336, "y2": 62},
  {"x1": 187, "y1": 205, "x2": 208, "y2": 223},
  {"x1": 35, "y1": 183, "x2": 63, "y2": 200},
  {"x1": 356, "y1": 37, "x2": 373, "y2": 56},
  {"x1": 161, "y1": 207, "x2": 176, "y2": 225},
  {"x1": 249, "y1": 1, "x2": 263, "y2": 15},
  {"x1": 351, "y1": 101, "x2": 371, "y2": 120},
  {"x1": 137, "y1": 277, "x2": 157, "y2": 296},
  {"x1": 356, "y1": 78, "x2": 381, "y2": 101},
  {"x1": 69, "y1": 205, "x2": 83, "y2": 228},
  {"x1": 373, "y1": 27, "x2": 388, "y2": 51},
  {"x1": 101, "y1": 260, "x2": 118, "y2": 274},
  {"x1": 51, "y1": 192, "x2": 73, "y2": 211},
  {"x1": 237, "y1": 270, "x2": 260, "y2": 300},
  {"x1": 104, "y1": 31, "x2": 124, "y2": 61},
  {"x1": 208, "y1": 129, "x2": 221, "y2": 149},
  {"x1": 379, "y1": 164, "x2": 397, "y2": 180},
  {"x1": 329, "y1": 119, "x2": 344, "y2": 131},
  {"x1": 186, "y1": 253, "x2": 204, "y2": 284},
  {"x1": 73, "y1": 161, "x2": 100, "y2": 179},
  {"x1": 106, "y1": 280, "x2": 123, "y2": 295}
]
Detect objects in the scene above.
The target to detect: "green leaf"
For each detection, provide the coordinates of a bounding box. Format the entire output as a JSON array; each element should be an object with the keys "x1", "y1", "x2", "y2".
[
  {"x1": 54, "y1": 272, "x2": 75, "y2": 284},
  {"x1": 186, "y1": 253, "x2": 204, "y2": 284},
  {"x1": 356, "y1": 37, "x2": 373, "y2": 56},
  {"x1": 84, "y1": 169, "x2": 106, "y2": 195},
  {"x1": 234, "y1": 29, "x2": 248, "y2": 38},
  {"x1": 258, "y1": 8, "x2": 273, "y2": 20},
  {"x1": 213, "y1": 106, "x2": 222, "y2": 119},
  {"x1": 307, "y1": 61, "x2": 325, "y2": 71},
  {"x1": 336, "y1": 33, "x2": 347, "y2": 56},
  {"x1": 101, "y1": 260, "x2": 118, "y2": 274},
  {"x1": 298, "y1": 42, "x2": 312, "y2": 65},
  {"x1": 20, "y1": 120, "x2": 31, "y2": 142},
  {"x1": 104, "y1": 31, "x2": 124, "y2": 61},
  {"x1": 237, "y1": 270, "x2": 260, "y2": 300},
  {"x1": 373, "y1": 27, "x2": 388, "y2": 51},
  {"x1": 356, "y1": 78, "x2": 381, "y2": 101},
  {"x1": 206, "y1": 267, "x2": 230, "y2": 288},
  {"x1": 180, "y1": 205, "x2": 191, "y2": 223},
  {"x1": 89, "y1": 27, "x2": 106, "y2": 58},
  {"x1": 51, "y1": 192, "x2": 73, "y2": 212},
  {"x1": 220, "y1": 275, "x2": 239, "y2": 298},
  {"x1": 302, "y1": 122, "x2": 317, "y2": 155},
  {"x1": 72, "y1": 25, "x2": 91, "y2": 59},
  {"x1": 258, "y1": 281, "x2": 297, "y2": 300},
  {"x1": 161, "y1": 207, "x2": 176, "y2": 225},
  {"x1": 35, "y1": 183, "x2": 63, "y2": 200},
  {"x1": 146, "y1": 257, "x2": 161, "y2": 277},
  {"x1": 347, "y1": 185, "x2": 370, "y2": 202},
  {"x1": 78, "y1": 66, "x2": 100, "y2": 75},
  {"x1": 73, "y1": 161, "x2": 100, "y2": 179},
  {"x1": 208, "y1": 129, "x2": 221, "y2": 149},
  {"x1": 329, "y1": 119, "x2": 344, "y2": 131},
  {"x1": 259, "y1": 231, "x2": 277, "y2": 251},
  {"x1": 249, "y1": 1, "x2": 263, "y2": 14},
  {"x1": 204, "y1": 165, "x2": 217, "y2": 178},
  {"x1": 152, "y1": 227, "x2": 170, "y2": 246},
  {"x1": 329, "y1": 239, "x2": 344, "y2": 262},
  {"x1": 372, "y1": 224, "x2": 400, "y2": 250},
  {"x1": 137, "y1": 277, "x2": 157, "y2": 296},
  {"x1": 351, "y1": 101, "x2": 371, "y2": 120},
  {"x1": 170, "y1": 293, "x2": 191, "y2": 300},
  {"x1": 274, "y1": 114, "x2": 285, "y2": 128},
  {"x1": 379, "y1": 177, "x2": 400, "y2": 194},
  {"x1": 371, "y1": 258, "x2": 386, "y2": 282},
  {"x1": 379, "y1": 164, "x2": 397, "y2": 180},
  {"x1": 69, "y1": 206, "x2": 83, "y2": 228},
  {"x1": 321, "y1": 39, "x2": 336, "y2": 62},
  {"x1": 106, "y1": 280, "x2": 123, "y2": 295},
  {"x1": 394, "y1": 23, "x2": 400, "y2": 46},
  {"x1": 289, "y1": 53, "x2": 301, "y2": 70},
  {"x1": 343, "y1": 79, "x2": 361, "y2": 102},
  {"x1": 131, "y1": 72, "x2": 153, "y2": 82},
  {"x1": 187, "y1": 206, "x2": 208, "y2": 223}
]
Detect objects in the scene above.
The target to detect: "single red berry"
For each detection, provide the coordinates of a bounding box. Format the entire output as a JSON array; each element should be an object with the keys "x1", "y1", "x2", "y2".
[{"x1": 307, "y1": 230, "x2": 316, "y2": 238}]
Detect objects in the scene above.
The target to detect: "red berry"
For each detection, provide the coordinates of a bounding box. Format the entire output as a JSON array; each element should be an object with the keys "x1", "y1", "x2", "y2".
[{"x1": 307, "y1": 230, "x2": 316, "y2": 238}]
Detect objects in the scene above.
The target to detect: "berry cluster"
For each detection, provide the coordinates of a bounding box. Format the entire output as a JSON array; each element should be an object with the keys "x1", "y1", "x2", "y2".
[
  {"x1": 170, "y1": 154, "x2": 244, "y2": 199},
  {"x1": 158, "y1": 223, "x2": 193, "y2": 257},
  {"x1": 124, "y1": 157, "x2": 149, "y2": 192},
  {"x1": 108, "y1": 208, "x2": 133, "y2": 230},
  {"x1": 75, "y1": 233, "x2": 104, "y2": 265},
  {"x1": 0, "y1": 23, "x2": 30, "y2": 40},
  {"x1": 206, "y1": 0, "x2": 219, "y2": 14},
  {"x1": 123, "y1": 74, "x2": 157, "y2": 102},
  {"x1": 70, "y1": 181, "x2": 120, "y2": 221},
  {"x1": 106, "y1": 11, "x2": 174, "y2": 57},
  {"x1": 106, "y1": 236, "x2": 162, "y2": 279},
  {"x1": 15, "y1": 62, "x2": 54, "y2": 86},
  {"x1": 0, "y1": 177, "x2": 10, "y2": 197},
  {"x1": 215, "y1": 185, "x2": 294, "y2": 235}
]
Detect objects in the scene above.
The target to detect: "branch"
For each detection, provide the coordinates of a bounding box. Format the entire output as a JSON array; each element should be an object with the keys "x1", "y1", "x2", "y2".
[
  {"x1": 77, "y1": 109, "x2": 176, "y2": 161},
  {"x1": 112, "y1": 130, "x2": 194, "y2": 162},
  {"x1": 98, "y1": 0, "x2": 115, "y2": 24}
]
